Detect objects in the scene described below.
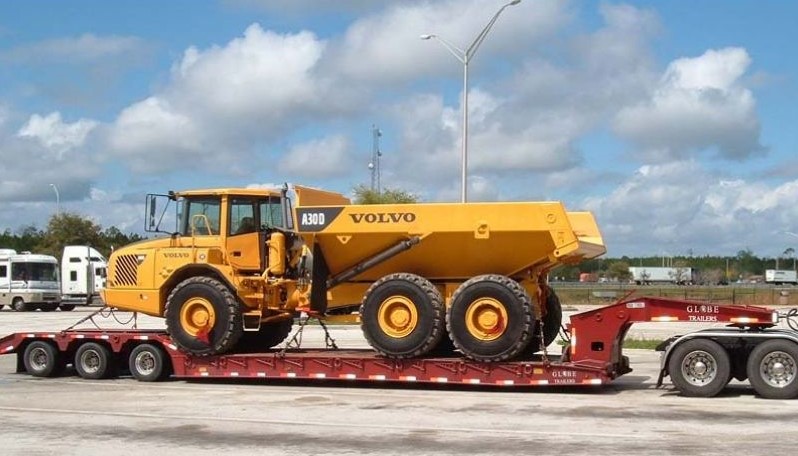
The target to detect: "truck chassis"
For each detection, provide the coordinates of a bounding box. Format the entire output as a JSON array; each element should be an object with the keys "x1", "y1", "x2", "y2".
[{"x1": 2, "y1": 296, "x2": 797, "y2": 399}]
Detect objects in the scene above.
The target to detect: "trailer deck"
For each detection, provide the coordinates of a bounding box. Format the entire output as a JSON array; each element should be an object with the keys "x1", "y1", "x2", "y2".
[{"x1": 2, "y1": 296, "x2": 797, "y2": 398}]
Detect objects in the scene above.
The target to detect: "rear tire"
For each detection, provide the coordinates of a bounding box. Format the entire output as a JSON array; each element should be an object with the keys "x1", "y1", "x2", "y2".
[
  {"x1": 165, "y1": 276, "x2": 243, "y2": 356},
  {"x1": 360, "y1": 273, "x2": 445, "y2": 358},
  {"x1": 75, "y1": 342, "x2": 115, "y2": 379},
  {"x1": 23, "y1": 341, "x2": 62, "y2": 377},
  {"x1": 12, "y1": 298, "x2": 29, "y2": 312},
  {"x1": 447, "y1": 275, "x2": 533, "y2": 362},
  {"x1": 129, "y1": 343, "x2": 171, "y2": 382},
  {"x1": 668, "y1": 338, "x2": 730, "y2": 397},
  {"x1": 59, "y1": 304, "x2": 76, "y2": 311},
  {"x1": 527, "y1": 287, "x2": 563, "y2": 354},
  {"x1": 235, "y1": 319, "x2": 294, "y2": 352},
  {"x1": 746, "y1": 339, "x2": 798, "y2": 399}
]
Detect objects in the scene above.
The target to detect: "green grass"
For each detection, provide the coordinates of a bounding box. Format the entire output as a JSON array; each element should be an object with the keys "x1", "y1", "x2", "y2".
[{"x1": 622, "y1": 338, "x2": 664, "y2": 350}]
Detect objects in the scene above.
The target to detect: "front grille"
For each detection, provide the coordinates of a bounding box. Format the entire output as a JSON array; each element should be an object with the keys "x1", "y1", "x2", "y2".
[{"x1": 111, "y1": 254, "x2": 139, "y2": 287}]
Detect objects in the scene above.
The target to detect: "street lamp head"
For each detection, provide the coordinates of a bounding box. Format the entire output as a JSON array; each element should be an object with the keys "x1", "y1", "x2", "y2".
[
  {"x1": 419, "y1": 34, "x2": 434, "y2": 40},
  {"x1": 509, "y1": 0, "x2": 521, "y2": 5}
]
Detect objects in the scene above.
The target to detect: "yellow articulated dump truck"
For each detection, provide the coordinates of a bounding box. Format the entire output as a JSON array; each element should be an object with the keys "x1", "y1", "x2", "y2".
[{"x1": 103, "y1": 184, "x2": 605, "y2": 361}]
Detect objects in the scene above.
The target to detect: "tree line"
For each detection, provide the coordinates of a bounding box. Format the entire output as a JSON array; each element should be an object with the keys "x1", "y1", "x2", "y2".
[
  {"x1": 554, "y1": 249, "x2": 797, "y2": 284},
  {"x1": 0, "y1": 213, "x2": 144, "y2": 259}
]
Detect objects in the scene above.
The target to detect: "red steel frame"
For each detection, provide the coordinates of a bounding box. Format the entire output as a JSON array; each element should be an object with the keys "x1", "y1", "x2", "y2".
[{"x1": 0, "y1": 297, "x2": 777, "y2": 388}]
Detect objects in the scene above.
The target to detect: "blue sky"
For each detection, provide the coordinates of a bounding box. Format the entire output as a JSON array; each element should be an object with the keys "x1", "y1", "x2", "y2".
[{"x1": 1, "y1": 0, "x2": 796, "y2": 258}]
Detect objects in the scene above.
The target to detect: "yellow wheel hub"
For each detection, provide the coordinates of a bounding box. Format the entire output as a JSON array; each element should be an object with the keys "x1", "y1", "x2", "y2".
[
  {"x1": 180, "y1": 297, "x2": 216, "y2": 336},
  {"x1": 377, "y1": 295, "x2": 418, "y2": 338},
  {"x1": 465, "y1": 298, "x2": 508, "y2": 341}
]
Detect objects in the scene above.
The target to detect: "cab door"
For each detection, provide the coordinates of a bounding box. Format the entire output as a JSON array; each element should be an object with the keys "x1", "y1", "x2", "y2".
[{"x1": 225, "y1": 198, "x2": 263, "y2": 271}]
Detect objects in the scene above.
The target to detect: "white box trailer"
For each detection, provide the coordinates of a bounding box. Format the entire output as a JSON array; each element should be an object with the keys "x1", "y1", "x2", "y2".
[
  {"x1": 0, "y1": 249, "x2": 62, "y2": 311},
  {"x1": 765, "y1": 269, "x2": 798, "y2": 285},
  {"x1": 61, "y1": 246, "x2": 107, "y2": 307},
  {"x1": 629, "y1": 266, "x2": 694, "y2": 285}
]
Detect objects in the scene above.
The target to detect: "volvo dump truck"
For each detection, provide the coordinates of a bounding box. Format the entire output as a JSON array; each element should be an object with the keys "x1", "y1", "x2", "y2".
[{"x1": 102, "y1": 184, "x2": 605, "y2": 362}]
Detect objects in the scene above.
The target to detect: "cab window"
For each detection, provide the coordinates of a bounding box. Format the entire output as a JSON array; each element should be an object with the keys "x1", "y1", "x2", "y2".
[
  {"x1": 260, "y1": 197, "x2": 284, "y2": 229},
  {"x1": 230, "y1": 198, "x2": 257, "y2": 235},
  {"x1": 181, "y1": 197, "x2": 221, "y2": 235}
]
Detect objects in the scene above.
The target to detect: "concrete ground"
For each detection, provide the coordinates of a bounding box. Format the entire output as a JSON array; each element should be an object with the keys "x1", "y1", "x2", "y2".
[{"x1": 1, "y1": 306, "x2": 797, "y2": 455}]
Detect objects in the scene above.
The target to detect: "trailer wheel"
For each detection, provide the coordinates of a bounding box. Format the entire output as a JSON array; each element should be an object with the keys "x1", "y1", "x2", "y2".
[
  {"x1": 23, "y1": 341, "x2": 63, "y2": 377},
  {"x1": 12, "y1": 297, "x2": 29, "y2": 312},
  {"x1": 235, "y1": 319, "x2": 294, "y2": 352},
  {"x1": 447, "y1": 275, "x2": 533, "y2": 362},
  {"x1": 527, "y1": 287, "x2": 562, "y2": 354},
  {"x1": 129, "y1": 343, "x2": 171, "y2": 382},
  {"x1": 74, "y1": 342, "x2": 115, "y2": 380},
  {"x1": 59, "y1": 304, "x2": 76, "y2": 311},
  {"x1": 360, "y1": 273, "x2": 445, "y2": 358},
  {"x1": 746, "y1": 339, "x2": 798, "y2": 399},
  {"x1": 165, "y1": 276, "x2": 243, "y2": 356},
  {"x1": 668, "y1": 339, "x2": 730, "y2": 397}
]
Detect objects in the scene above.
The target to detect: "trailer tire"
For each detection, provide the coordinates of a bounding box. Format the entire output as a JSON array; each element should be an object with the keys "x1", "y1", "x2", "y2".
[
  {"x1": 746, "y1": 339, "x2": 798, "y2": 399},
  {"x1": 59, "y1": 304, "x2": 76, "y2": 311},
  {"x1": 165, "y1": 276, "x2": 243, "y2": 357},
  {"x1": 75, "y1": 342, "x2": 115, "y2": 380},
  {"x1": 668, "y1": 338, "x2": 730, "y2": 397},
  {"x1": 447, "y1": 275, "x2": 533, "y2": 362},
  {"x1": 235, "y1": 319, "x2": 294, "y2": 352},
  {"x1": 360, "y1": 273, "x2": 445, "y2": 358},
  {"x1": 129, "y1": 343, "x2": 171, "y2": 382},
  {"x1": 23, "y1": 341, "x2": 63, "y2": 377},
  {"x1": 12, "y1": 297, "x2": 29, "y2": 312}
]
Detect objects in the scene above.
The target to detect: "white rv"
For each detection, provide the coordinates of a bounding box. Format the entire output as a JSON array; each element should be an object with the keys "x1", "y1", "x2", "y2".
[
  {"x1": 0, "y1": 249, "x2": 62, "y2": 311},
  {"x1": 61, "y1": 245, "x2": 107, "y2": 307}
]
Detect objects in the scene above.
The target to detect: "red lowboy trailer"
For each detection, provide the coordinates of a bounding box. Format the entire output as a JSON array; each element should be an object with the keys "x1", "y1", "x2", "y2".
[{"x1": 2, "y1": 296, "x2": 797, "y2": 399}]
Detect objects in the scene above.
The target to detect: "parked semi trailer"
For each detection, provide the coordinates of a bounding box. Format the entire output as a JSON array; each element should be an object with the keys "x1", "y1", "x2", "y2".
[
  {"x1": 101, "y1": 184, "x2": 605, "y2": 362},
  {"x1": 3, "y1": 296, "x2": 797, "y2": 399}
]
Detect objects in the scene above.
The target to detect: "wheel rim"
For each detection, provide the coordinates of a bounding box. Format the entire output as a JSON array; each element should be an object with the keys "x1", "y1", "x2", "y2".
[
  {"x1": 80, "y1": 350, "x2": 101, "y2": 374},
  {"x1": 29, "y1": 347, "x2": 49, "y2": 371},
  {"x1": 680, "y1": 350, "x2": 718, "y2": 386},
  {"x1": 464, "y1": 298, "x2": 508, "y2": 341},
  {"x1": 377, "y1": 295, "x2": 418, "y2": 338},
  {"x1": 134, "y1": 351, "x2": 156, "y2": 376},
  {"x1": 758, "y1": 350, "x2": 796, "y2": 388},
  {"x1": 180, "y1": 297, "x2": 216, "y2": 336}
]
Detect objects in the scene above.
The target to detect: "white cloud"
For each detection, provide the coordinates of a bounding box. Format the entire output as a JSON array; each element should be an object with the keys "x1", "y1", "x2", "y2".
[
  {"x1": 0, "y1": 33, "x2": 147, "y2": 64},
  {"x1": 17, "y1": 112, "x2": 97, "y2": 158},
  {"x1": 106, "y1": 24, "x2": 336, "y2": 175},
  {"x1": 614, "y1": 47, "x2": 763, "y2": 161},
  {"x1": 328, "y1": 0, "x2": 569, "y2": 84},
  {"x1": 583, "y1": 161, "x2": 798, "y2": 256},
  {"x1": 278, "y1": 135, "x2": 354, "y2": 178}
]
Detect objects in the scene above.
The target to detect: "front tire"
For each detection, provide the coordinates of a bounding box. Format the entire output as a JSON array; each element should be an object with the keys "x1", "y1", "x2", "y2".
[
  {"x1": 165, "y1": 276, "x2": 243, "y2": 356},
  {"x1": 23, "y1": 341, "x2": 62, "y2": 377},
  {"x1": 447, "y1": 275, "x2": 533, "y2": 362},
  {"x1": 668, "y1": 338, "x2": 730, "y2": 397},
  {"x1": 75, "y1": 342, "x2": 115, "y2": 379},
  {"x1": 360, "y1": 273, "x2": 445, "y2": 358},
  {"x1": 129, "y1": 344, "x2": 171, "y2": 382},
  {"x1": 746, "y1": 340, "x2": 798, "y2": 399}
]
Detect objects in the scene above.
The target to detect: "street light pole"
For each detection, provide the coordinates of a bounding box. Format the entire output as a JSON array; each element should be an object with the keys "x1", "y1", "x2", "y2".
[
  {"x1": 49, "y1": 183, "x2": 60, "y2": 217},
  {"x1": 421, "y1": 0, "x2": 521, "y2": 203}
]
